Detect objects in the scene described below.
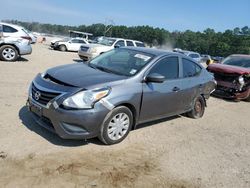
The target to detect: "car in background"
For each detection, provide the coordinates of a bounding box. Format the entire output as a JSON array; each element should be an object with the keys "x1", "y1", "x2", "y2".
[
  {"x1": 0, "y1": 22, "x2": 36, "y2": 43},
  {"x1": 51, "y1": 37, "x2": 89, "y2": 52},
  {"x1": 0, "y1": 36, "x2": 32, "y2": 61},
  {"x1": 184, "y1": 51, "x2": 202, "y2": 62},
  {"x1": 27, "y1": 47, "x2": 216, "y2": 144},
  {"x1": 207, "y1": 54, "x2": 250, "y2": 101},
  {"x1": 173, "y1": 48, "x2": 202, "y2": 62},
  {"x1": 78, "y1": 37, "x2": 145, "y2": 61},
  {"x1": 212, "y1": 56, "x2": 224, "y2": 63},
  {"x1": 201, "y1": 55, "x2": 214, "y2": 65}
]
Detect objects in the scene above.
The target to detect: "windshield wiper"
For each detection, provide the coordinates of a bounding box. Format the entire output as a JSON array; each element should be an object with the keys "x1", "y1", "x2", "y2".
[{"x1": 94, "y1": 65, "x2": 127, "y2": 76}]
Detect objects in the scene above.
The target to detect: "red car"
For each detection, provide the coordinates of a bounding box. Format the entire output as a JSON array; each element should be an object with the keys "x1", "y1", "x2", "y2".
[{"x1": 207, "y1": 54, "x2": 250, "y2": 101}]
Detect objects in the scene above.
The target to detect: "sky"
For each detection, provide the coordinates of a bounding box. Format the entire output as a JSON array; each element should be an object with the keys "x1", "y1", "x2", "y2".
[{"x1": 0, "y1": 0, "x2": 249, "y2": 31}]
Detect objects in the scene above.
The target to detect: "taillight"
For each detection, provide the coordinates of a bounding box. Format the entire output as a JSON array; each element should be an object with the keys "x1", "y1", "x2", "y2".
[{"x1": 21, "y1": 36, "x2": 32, "y2": 41}]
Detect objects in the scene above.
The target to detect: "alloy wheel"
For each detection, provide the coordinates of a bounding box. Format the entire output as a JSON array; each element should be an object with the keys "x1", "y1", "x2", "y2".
[{"x1": 2, "y1": 48, "x2": 16, "y2": 61}]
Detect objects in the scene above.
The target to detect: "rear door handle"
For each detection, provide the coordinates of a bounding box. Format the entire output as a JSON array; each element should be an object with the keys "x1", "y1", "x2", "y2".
[{"x1": 172, "y1": 87, "x2": 180, "y2": 92}]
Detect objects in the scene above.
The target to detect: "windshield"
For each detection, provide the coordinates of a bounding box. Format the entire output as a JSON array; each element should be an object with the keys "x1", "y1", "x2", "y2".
[
  {"x1": 222, "y1": 56, "x2": 250, "y2": 68},
  {"x1": 97, "y1": 37, "x2": 116, "y2": 46},
  {"x1": 189, "y1": 53, "x2": 200, "y2": 58},
  {"x1": 60, "y1": 37, "x2": 71, "y2": 42},
  {"x1": 89, "y1": 48, "x2": 154, "y2": 76}
]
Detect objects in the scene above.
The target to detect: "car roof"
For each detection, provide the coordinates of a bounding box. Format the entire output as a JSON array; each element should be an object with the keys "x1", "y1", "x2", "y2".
[
  {"x1": 229, "y1": 54, "x2": 250, "y2": 59},
  {"x1": 106, "y1": 37, "x2": 143, "y2": 43},
  {"x1": 121, "y1": 46, "x2": 180, "y2": 56}
]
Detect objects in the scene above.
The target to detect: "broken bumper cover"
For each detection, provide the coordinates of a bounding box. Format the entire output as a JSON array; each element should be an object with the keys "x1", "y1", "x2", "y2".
[
  {"x1": 27, "y1": 77, "x2": 110, "y2": 139},
  {"x1": 213, "y1": 80, "x2": 250, "y2": 100}
]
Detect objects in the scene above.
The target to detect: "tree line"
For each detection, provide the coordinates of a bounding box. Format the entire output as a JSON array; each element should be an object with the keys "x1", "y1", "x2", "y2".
[{"x1": 3, "y1": 20, "x2": 250, "y2": 57}]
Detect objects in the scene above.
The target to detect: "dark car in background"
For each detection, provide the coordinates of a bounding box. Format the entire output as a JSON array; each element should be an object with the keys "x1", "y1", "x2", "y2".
[
  {"x1": 27, "y1": 47, "x2": 216, "y2": 144},
  {"x1": 207, "y1": 54, "x2": 250, "y2": 101}
]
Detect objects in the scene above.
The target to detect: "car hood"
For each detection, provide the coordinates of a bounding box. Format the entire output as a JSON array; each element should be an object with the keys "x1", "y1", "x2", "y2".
[
  {"x1": 208, "y1": 63, "x2": 250, "y2": 75},
  {"x1": 46, "y1": 63, "x2": 126, "y2": 88}
]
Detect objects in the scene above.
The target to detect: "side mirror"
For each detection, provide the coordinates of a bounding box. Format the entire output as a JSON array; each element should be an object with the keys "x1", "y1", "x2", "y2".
[
  {"x1": 145, "y1": 73, "x2": 165, "y2": 83},
  {"x1": 114, "y1": 44, "x2": 120, "y2": 48}
]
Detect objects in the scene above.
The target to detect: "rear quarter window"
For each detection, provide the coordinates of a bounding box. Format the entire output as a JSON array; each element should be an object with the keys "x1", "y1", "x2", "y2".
[
  {"x1": 135, "y1": 42, "x2": 145, "y2": 47},
  {"x1": 3, "y1": 25, "x2": 18, "y2": 33}
]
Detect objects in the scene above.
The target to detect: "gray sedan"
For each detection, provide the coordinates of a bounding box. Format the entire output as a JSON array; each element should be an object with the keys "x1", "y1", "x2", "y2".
[{"x1": 27, "y1": 47, "x2": 216, "y2": 145}]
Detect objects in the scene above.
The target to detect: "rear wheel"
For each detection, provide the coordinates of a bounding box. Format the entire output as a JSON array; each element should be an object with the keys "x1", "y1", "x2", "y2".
[
  {"x1": 0, "y1": 45, "x2": 18, "y2": 61},
  {"x1": 59, "y1": 45, "x2": 67, "y2": 51},
  {"x1": 98, "y1": 106, "x2": 133, "y2": 145},
  {"x1": 187, "y1": 96, "x2": 205, "y2": 119}
]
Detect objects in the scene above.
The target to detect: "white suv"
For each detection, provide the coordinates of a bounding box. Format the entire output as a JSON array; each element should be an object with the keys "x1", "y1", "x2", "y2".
[
  {"x1": 51, "y1": 38, "x2": 89, "y2": 52},
  {"x1": 0, "y1": 22, "x2": 36, "y2": 43},
  {"x1": 78, "y1": 37, "x2": 145, "y2": 61}
]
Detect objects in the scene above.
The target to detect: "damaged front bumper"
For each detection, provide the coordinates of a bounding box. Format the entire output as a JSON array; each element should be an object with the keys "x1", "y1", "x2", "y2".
[
  {"x1": 27, "y1": 76, "x2": 111, "y2": 140},
  {"x1": 213, "y1": 80, "x2": 250, "y2": 100}
]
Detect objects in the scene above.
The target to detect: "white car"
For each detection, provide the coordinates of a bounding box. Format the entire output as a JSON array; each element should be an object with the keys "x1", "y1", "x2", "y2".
[
  {"x1": 185, "y1": 52, "x2": 202, "y2": 62},
  {"x1": 0, "y1": 22, "x2": 36, "y2": 43},
  {"x1": 78, "y1": 37, "x2": 145, "y2": 61},
  {"x1": 51, "y1": 38, "x2": 89, "y2": 52},
  {"x1": 173, "y1": 48, "x2": 202, "y2": 63}
]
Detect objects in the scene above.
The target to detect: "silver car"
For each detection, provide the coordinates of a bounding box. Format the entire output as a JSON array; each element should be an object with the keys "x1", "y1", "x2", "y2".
[{"x1": 0, "y1": 34, "x2": 32, "y2": 61}]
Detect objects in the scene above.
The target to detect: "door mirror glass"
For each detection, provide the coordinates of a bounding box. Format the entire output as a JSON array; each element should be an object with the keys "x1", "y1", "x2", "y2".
[{"x1": 146, "y1": 73, "x2": 165, "y2": 83}]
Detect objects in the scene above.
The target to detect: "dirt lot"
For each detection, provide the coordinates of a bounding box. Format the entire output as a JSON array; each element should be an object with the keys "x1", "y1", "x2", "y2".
[{"x1": 0, "y1": 42, "x2": 249, "y2": 188}]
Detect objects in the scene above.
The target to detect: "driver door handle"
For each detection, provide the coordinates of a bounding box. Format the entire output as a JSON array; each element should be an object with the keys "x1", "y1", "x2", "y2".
[{"x1": 172, "y1": 87, "x2": 180, "y2": 92}]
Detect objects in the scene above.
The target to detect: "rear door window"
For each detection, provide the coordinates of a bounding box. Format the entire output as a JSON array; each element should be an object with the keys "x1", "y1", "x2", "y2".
[
  {"x1": 78, "y1": 40, "x2": 87, "y2": 44},
  {"x1": 182, "y1": 58, "x2": 202, "y2": 77},
  {"x1": 126, "y1": 41, "x2": 134, "y2": 46},
  {"x1": 135, "y1": 42, "x2": 145, "y2": 47}
]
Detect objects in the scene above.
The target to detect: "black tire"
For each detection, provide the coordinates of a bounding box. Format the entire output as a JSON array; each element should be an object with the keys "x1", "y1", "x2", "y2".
[
  {"x1": 187, "y1": 95, "x2": 205, "y2": 119},
  {"x1": 0, "y1": 45, "x2": 18, "y2": 61},
  {"x1": 98, "y1": 106, "x2": 133, "y2": 145},
  {"x1": 59, "y1": 45, "x2": 67, "y2": 52}
]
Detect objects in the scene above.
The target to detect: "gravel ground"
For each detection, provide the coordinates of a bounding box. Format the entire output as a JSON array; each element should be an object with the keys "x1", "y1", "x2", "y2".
[{"x1": 0, "y1": 42, "x2": 249, "y2": 188}]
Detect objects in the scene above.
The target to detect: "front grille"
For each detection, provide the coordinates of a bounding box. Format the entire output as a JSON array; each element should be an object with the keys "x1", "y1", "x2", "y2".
[
  {"x1": 80, "y1": 46, "x2": 89, "y2": 52},
  {"x1": 32, "y1": 84, "x2": 61, "y2": 105}
]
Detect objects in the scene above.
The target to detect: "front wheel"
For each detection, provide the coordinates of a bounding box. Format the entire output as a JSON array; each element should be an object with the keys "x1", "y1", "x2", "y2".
[
  {"x1": 98, "y1": 106, "x2": 133, "y2": 145},
  {"x1": 59, "y1": 45, "x2": 67, "y2": 51},
  {"x1": 187, "y1": 95, "x2": 205, "y2": 119},
  {"x1": 0, "y1": 45, "x2": 18, "y2": 61}
]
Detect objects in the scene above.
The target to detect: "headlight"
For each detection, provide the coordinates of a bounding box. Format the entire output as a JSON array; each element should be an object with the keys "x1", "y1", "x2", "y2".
[
  {"x1": 238, "y1": 76, "x2": 245, "y2": 86},
  {"x1": 62, "y1": 88, "x2": 110, "y2": 109},
  {"x1": 90, "y1": 48, "x2": 97, "y2": 53},
  {"x1": 41, "y1": 71, "x2": 47, "y2": 78}
]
